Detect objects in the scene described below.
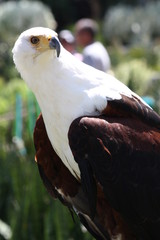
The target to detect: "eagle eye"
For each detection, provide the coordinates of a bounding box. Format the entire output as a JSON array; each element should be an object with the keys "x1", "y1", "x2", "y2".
[{"x1": 30, "y1": 36, "x2": 40, "y2": 45}]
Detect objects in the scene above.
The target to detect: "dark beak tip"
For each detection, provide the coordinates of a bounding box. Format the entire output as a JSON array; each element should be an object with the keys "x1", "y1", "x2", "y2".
[{"x1": 49, "y1": 37, "x2": 61, "y2": 57}]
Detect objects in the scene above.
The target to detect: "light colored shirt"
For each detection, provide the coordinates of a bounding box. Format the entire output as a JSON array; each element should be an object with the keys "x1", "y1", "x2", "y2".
[{"x1": 82, "y1": 41, "x2": 111, "y2": 72}]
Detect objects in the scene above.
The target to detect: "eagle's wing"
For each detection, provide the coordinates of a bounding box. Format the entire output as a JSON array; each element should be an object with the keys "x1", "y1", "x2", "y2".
[
  {"x1": 68, "y1": 95, "x2": 160, "y2": 239},
  {"x1": 34, "y1": 114, "x2": 122, "y2": 240}
]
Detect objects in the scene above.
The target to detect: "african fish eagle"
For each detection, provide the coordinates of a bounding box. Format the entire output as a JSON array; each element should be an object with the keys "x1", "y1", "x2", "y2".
[{"x1": 12, "y1": 27, "x2": 160, "y2": 240}]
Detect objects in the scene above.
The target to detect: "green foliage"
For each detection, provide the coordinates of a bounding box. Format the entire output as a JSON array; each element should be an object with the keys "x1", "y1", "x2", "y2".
[
  {"x1": 114, "y1": 59, "x2": 155, "y2": 96},
  {"x1": 108, "y1": 44, "x2": 160, "y2": 102},
  {"x1": 103, "y1": 2, "x2": 160, "y2": 46},
  {"x1": 108, "y1": 43, "x2": 160, "y2": 113},
  {"x1": 144, "y1": 74, "x2": 160, "y2": 113},
  {"x1": 0, "y1": 1, "x2": 56, "y2": 38},
  {"x1": 0, "y1": 1, "x2": 57, "y2": 81},
  {"x1": 0, "y1": 78, "x2": 28, "y2": 115}
]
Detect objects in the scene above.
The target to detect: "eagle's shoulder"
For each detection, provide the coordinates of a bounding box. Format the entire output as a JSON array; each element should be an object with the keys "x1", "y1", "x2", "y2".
[{"x1": 103, "y1": 94, "x2": 160, "y2": 127}]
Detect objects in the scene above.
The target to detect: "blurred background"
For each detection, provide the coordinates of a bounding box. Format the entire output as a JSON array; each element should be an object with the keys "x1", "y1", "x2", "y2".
[{"x1": 0, "y1": 0, "x2": 160, "y2": 239}]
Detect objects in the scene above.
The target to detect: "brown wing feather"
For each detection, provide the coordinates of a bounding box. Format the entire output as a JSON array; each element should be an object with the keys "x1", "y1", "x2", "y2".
[
  {"x1": 33, "y1": 114, "x2": 137, "y2": 240},
  {"x1": 34, "y1": 94, "x2": 160, "y2": 240},
  {"x1": 104, "y1": 94, "x2": 160, "y2": 127},
  {"x1": 68, "y1": 96, "x2": 160, "y2": 240}
]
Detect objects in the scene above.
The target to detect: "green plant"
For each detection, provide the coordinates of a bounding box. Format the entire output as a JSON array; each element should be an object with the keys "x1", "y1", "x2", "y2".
[
  {"x1": 0, "y1": 1, "x2": 57, "y2": 81},
  {"x1": 103, "y1": 2, "x2": 160, "y2": 46},
  {"x1": 114, "y1": 59, "x2": 155, "y2": 96}
]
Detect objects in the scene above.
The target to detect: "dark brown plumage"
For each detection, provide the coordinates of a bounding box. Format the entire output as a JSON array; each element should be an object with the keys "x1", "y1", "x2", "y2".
[{"x1": 34, "y1": 94, "x2": 160, "y2": 240}]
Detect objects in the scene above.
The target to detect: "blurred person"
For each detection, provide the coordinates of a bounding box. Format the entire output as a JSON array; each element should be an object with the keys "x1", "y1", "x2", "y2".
[
  {"x1": 59, "y1": 30, "x2": 82, "y2": 60},
  {"x1": 75, "y1": 18, "x2": 111, "y2": 72}
]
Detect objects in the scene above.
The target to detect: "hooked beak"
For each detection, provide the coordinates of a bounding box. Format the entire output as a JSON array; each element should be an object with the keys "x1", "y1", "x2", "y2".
[{"x1": 49, "y1": 37, "x2": 61, "y2": 57}]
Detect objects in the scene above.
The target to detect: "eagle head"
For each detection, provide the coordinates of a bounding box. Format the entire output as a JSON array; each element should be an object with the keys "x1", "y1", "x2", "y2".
[{"x1": 12, "y1": 27, "x2": 61, "y2": 87}]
